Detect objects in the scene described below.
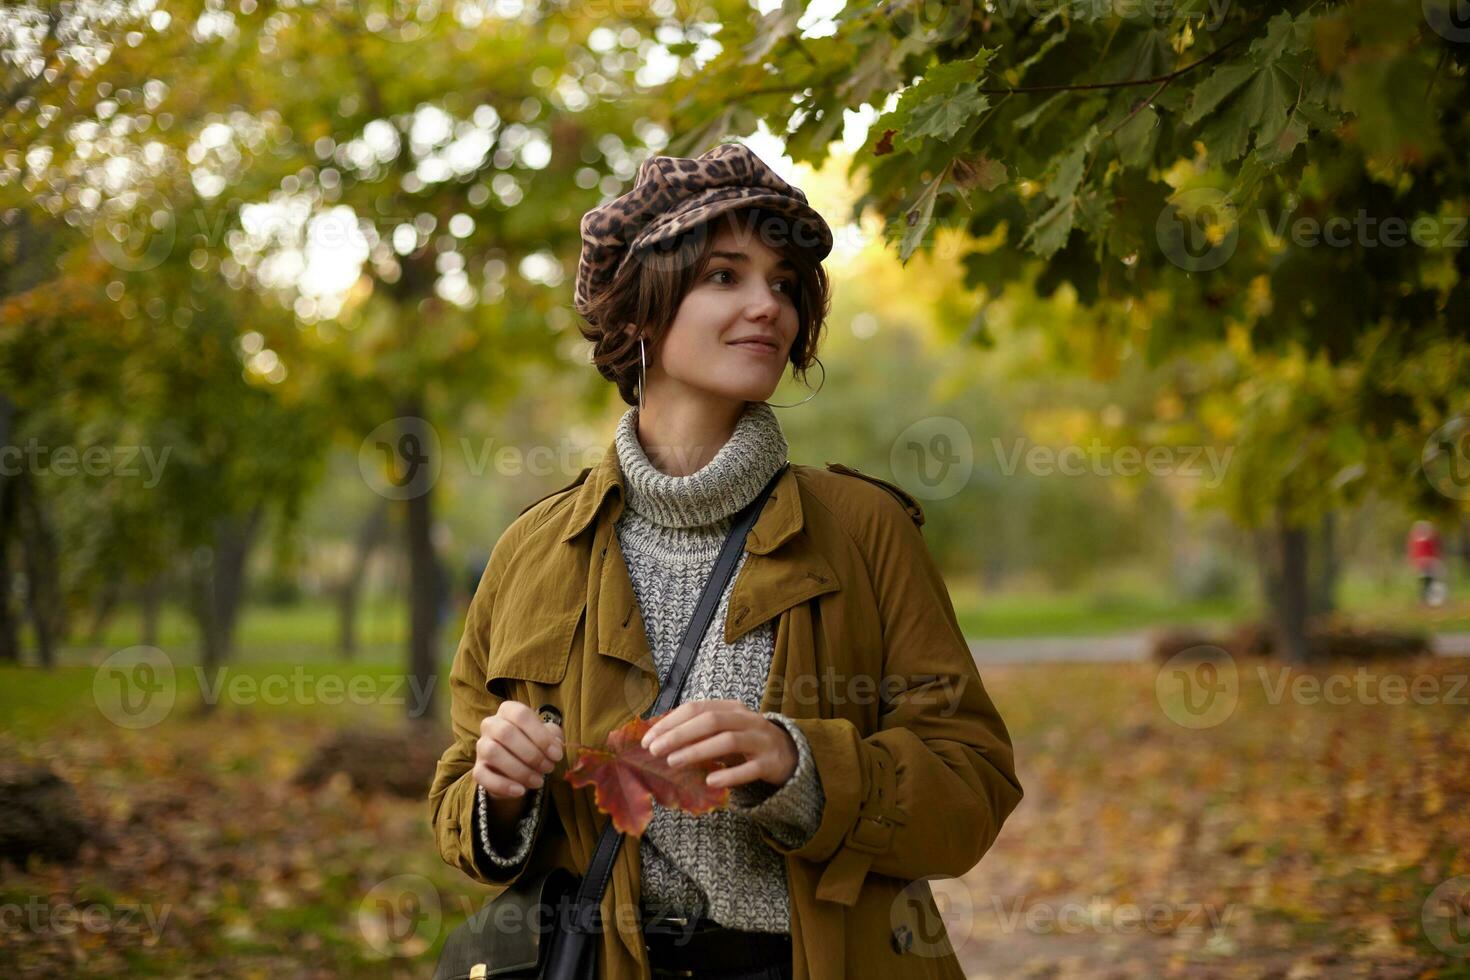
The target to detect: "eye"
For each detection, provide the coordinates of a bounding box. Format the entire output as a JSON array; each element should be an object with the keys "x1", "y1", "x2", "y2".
[{"x1": 707, "y1": 268, "x2": 797, "y2": 297}]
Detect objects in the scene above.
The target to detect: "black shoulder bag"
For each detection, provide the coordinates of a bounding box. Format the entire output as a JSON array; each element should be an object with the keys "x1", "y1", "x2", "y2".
[{"x1": 433, "y1": 461, "x2": 789, "y2": 980}]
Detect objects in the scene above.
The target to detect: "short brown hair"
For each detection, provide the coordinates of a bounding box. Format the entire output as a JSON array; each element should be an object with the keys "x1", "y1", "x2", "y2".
[{"x1": 577, "y1": 206, "x2": 831, "y2": 406}]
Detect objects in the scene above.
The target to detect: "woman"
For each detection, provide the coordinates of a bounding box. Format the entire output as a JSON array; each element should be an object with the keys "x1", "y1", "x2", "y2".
[{"x1": 429, "y1": 142, "x2": 1024, "y2": 980}]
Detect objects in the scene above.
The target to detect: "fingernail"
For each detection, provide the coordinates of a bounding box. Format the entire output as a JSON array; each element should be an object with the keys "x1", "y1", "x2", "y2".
[{"x1": 549, "y1": 744, "x2": 563, "y2": 761}]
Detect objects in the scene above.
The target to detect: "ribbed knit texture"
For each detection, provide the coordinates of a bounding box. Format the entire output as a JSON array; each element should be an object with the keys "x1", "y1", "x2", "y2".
[{"x1": 474, "y1": 400, "x2": 825, "y2": 935}]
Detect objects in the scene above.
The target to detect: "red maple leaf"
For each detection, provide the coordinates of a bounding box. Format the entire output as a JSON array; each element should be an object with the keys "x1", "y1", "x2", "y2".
[{"x1": 564, "y1": 714, "x2": 731, "y2": 836}]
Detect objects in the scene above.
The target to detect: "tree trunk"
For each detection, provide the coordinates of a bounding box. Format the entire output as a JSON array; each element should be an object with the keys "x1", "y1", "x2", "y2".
[
  {"x1": 212, "y1": 505, "x2": 265, "y2": 663},
  {"x1": 1459, "y1": 517, "x2": 1470, "y2": 577},
  {"x1": 0, "y1": 387, "x2": 17, "y2": 664},
  {"x1": 88, "y1": 577, "x2": 122, "y2": 647},
  {"x1": 400, "y1": 403, "x2": 440, "y2": 723},
  {"x1": 1310, "y1": 510, "x2": 1339, "y2": 617},
  {"x1": 0, "y1": 394, "x2": 15, "y2": 664},
  {"x1": 0, "y1": 488, "x2": 16, "y2": 665},
  {"x1": 1276, "y1": 520, "x2": 1311, "y2": 665},
  {"x1": 338, "y1": 499, "x2": 391, "y2": 660},
  {"x1": 139, "y1": 574, "x2": 163, "y2": 648},
  {"x1": 17, "y1": 474, "x2": 61, "y2": 669},
  {"x1": 1252, "y1": 527, "x2": 1284, "y2": 629},
  {"x1": 189, "y1": 547, "x2": 224, "y2": 715},
  {"x1": 189, "y1": 506, "x2": 265, "y2": 713}
]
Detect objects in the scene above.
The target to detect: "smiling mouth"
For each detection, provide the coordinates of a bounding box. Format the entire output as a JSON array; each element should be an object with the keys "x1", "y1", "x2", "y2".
[{"x1": 729, "y1": 340, "x2": 779, "y2": 353}]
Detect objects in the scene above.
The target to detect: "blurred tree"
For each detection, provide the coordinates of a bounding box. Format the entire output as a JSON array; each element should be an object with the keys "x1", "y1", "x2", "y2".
[{"x1": 673, "y1": 0, "x2": 1470, "y2": 662}]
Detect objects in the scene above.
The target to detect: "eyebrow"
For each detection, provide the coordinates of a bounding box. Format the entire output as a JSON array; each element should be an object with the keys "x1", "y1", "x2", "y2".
[{"x1": 708, "y1": 250, "x2": 796, "y2": 272}]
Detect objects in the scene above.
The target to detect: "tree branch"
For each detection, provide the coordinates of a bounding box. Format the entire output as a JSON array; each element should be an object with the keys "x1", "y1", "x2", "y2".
[{"x1": 975, "y1": 30, "x2": 1253, "y2": 96}]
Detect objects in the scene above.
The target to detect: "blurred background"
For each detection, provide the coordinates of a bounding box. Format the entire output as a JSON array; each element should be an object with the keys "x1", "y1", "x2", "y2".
[{"x1": 2, "y1": 0, "x2": 1469, "y2": 977}]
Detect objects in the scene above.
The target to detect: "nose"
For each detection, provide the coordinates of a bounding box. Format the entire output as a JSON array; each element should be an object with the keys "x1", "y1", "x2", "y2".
[{"x1": 745, "y1": 281, "x2": 782, "y2": 320}]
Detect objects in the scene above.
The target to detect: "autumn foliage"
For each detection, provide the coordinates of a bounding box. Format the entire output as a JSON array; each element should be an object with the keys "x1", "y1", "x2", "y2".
[{"x1": 564, "y1": 714, "x2": 731, "y2": 837}]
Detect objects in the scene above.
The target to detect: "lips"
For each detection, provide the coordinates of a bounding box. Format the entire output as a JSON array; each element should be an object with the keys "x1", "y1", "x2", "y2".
[{"x1": 729, "y1": 338, "x2": 779, "y2": 353}]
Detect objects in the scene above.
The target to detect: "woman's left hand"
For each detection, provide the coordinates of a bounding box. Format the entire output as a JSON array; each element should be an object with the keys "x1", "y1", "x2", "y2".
[{"x1": 640, "y1": 699, "x2": 797, "y2": 790}]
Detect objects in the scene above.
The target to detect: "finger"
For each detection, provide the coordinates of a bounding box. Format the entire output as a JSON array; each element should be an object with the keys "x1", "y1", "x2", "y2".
[
  {"x1": 487, "y1": 717, "x2": 558, "y2": 774},
  {"x1": 641, "y1": 699, "x2": 743, "y2": 746},
  {"x1": 648, "y1": 707, "x2": 755, "y2": 756},
  {"x1": 543, "y1": 721, "x2": 565, "y2": 761},
  {"x1": 646, "y1": 712, "x2": 720, "y2": 756},
  {"x1": 665, "y1": 730, "x2": 751, "y2": 768},
  {"x1": 704, "y1": 759, "x2": 764, "y2": 788},
  {"x1": 511, "y1": 716, "x2": 565, "y2": 769},
  {"x1": 477, "y1": 734, "x2": 546, "y2": 786},
  {"x1": 499, "y1": 701, "x2": 562, "y2": 757},
  {"x1": 640, "y1": 705, "x2": 695, "y2": 747},
  {"x1": 473, "y1": 761, "x2": 531, "y2": 798}
]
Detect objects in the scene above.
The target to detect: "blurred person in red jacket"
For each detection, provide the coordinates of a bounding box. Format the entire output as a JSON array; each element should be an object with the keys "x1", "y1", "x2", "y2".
[{"x1": 1407, "y1": 520, "x2": 1447, "y2": 607}]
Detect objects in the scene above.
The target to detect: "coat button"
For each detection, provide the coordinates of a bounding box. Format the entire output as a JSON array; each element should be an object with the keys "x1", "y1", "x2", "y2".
[{"x1": 891, "y1": 925, "x2": 913, "y2": 954}]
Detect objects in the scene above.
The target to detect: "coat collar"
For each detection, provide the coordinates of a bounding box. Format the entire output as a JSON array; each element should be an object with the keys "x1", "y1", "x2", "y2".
[{"x1": 561, "y1": 435, "x2": 837, "y2": 650}]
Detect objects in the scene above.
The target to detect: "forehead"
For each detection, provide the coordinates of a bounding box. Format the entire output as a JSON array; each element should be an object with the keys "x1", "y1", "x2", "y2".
[{"x1": 707, "y1": 217, "x2": 795, "y2": 266}]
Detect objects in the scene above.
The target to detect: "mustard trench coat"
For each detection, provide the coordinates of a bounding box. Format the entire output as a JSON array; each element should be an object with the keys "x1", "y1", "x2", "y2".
[{"x1": 429, "y1": 444, "x2": 1024, "y2": 980}]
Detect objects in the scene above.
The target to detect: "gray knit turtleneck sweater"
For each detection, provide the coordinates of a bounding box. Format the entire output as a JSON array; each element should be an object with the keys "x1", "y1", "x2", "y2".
[{"x1": 474, "y1": 400, "x2": 825, "y2": 934}]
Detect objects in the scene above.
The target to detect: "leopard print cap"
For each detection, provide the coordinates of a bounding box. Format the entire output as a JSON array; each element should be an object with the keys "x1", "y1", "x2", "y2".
[{"x1": 573, "y1": 141, "x2": 834, "y2": 325}]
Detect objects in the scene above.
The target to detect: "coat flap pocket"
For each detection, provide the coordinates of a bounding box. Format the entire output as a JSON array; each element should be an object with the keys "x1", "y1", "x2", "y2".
[
  {"x1": 485, "y1": 604, "x2": 583, "y2": 689},
  {"x1": 484, "y1": 555, "x2": 586, "y2": 691}
]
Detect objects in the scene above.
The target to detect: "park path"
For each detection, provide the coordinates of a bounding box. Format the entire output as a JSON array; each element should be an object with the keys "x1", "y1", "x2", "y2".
[{"x1": 968, "y1": 630, "x2": 1470, "y2": 664}]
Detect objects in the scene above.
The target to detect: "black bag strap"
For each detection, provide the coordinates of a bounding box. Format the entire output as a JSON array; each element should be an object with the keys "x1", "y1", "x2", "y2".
[{"x1": 545, "y1": 460, "x2": 789, "y2": 976}]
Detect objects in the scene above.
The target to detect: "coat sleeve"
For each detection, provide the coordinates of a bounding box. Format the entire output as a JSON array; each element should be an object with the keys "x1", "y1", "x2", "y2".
[
  {"x1": 761, "y1": 489, "x2": 1024, "y2": 906},
  {"x1": 427, "y1": 517, "x2": 551, "y2": 888}
]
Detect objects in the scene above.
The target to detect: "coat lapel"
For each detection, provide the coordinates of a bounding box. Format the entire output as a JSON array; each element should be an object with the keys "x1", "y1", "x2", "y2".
[{"x1": 559, "y1": 437, "x2": 841, "y2": 679}]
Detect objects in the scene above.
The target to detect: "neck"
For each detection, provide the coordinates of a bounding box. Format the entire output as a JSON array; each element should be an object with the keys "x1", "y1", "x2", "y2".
[
  {"x1": 613, "y1": 400, "x2": 788, "y2": 530},
  {"x1": 635, "y1": 396, "x2": 748, "y2": 477}
]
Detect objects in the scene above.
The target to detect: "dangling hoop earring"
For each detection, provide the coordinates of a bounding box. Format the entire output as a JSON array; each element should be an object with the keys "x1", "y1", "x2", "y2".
[
  {"x1": 638, "y1": 336, "x2": 646, "y2": 413},
  {"x1": 765, "y1": 355, "x2": 825, "y2": 408}
]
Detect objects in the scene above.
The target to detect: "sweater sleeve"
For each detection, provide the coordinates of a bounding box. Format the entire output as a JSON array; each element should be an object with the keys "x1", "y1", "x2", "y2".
[
  {"x1": 726, "y1": 711, "x2": 824, "y2": 849},
  {"x1": 472, "y1": 783, "x2": 544, "y2": 872}
]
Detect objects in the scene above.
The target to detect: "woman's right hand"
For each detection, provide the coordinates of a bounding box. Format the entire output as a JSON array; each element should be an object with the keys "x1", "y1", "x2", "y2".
[{"x1": 473, "y1": 700, "x2": 565, "y2": 800}]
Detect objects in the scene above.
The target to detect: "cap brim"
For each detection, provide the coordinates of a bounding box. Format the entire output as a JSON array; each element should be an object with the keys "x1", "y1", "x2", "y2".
[{"x1": 628, "y1": 191, "x2": 833, "y2": 262}]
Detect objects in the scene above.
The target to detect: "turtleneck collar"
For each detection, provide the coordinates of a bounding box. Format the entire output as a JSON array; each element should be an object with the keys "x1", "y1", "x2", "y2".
[{"x1": 613, "y1": 400, "x2": 788, "y2": 529}]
